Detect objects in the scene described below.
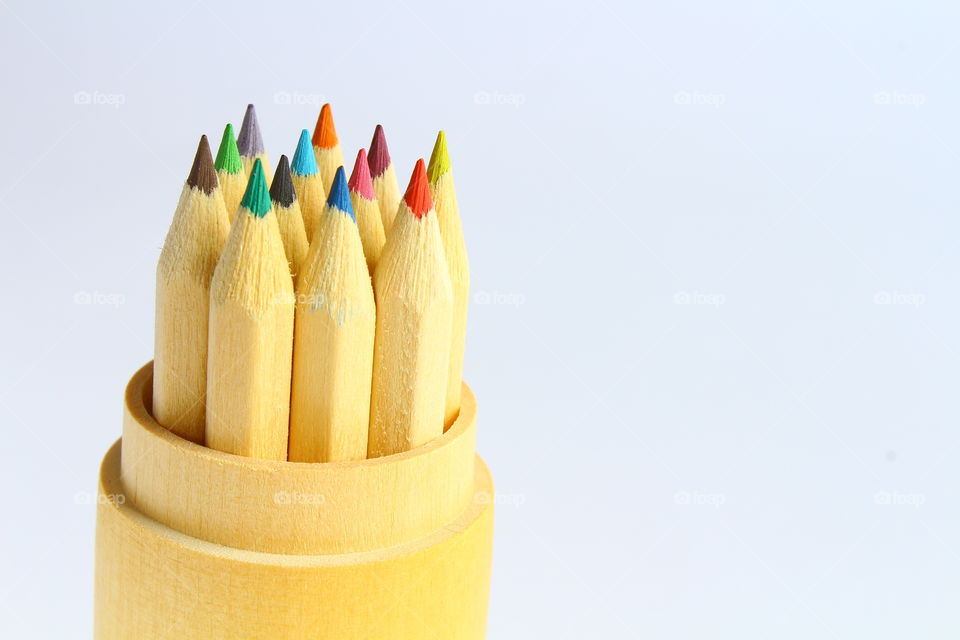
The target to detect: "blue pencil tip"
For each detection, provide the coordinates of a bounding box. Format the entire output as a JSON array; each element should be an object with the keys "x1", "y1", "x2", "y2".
[
  {"x1": 292, "y1": 129, "x2": 318, "y2": 176},
  {"x1": 326, "y1": 166, "x2": 354, "y2": 221}
]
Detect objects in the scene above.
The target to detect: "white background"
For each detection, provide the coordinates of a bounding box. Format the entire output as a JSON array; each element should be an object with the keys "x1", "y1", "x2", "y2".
[{"x1": 1, "y1": 1, "x2": 958, "y2": 637}]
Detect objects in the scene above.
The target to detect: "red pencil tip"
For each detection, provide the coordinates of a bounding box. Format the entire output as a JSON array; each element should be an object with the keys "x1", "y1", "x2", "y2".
[
  {"x1": 311, "y1": 103, "x2": 338, "y2": 148},
  {"x1": 403, "y1": 159, "x2": 432, "y2": 219}
]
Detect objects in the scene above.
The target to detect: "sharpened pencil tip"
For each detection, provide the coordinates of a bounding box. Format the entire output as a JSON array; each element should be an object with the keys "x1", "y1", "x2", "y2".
[
  {"x1": 312, "y1": 103, "x2": 338, "y2": 149},
  {"x1": 241, "y1": 159, "x2": 271, "y2": 218},
  {"x1": 403, "y1": 159, "x2": 432, "y2": 219},
  {"x1": 348, "y1": 148, "x2": 375, "y2": 201},
  {"x1": 292, "y1": 129, "x2": 318, "y2": 177},
  {"x1": 214, "y1": 123, "x2": 243, "y2": 175},
  {"x1": 368, "y1": 124, "x2": 392, "y2": 178},
  {"x1": 187, "y1": 135, "x2": 218, "y2": 195},
  {"x1": 326, "y1": 166, "x2": 355, "y2": 221},
  {"x1": 269, "y1": 155, "x2": 296, "y2": 208},
  {"x1": 237, "y1": 104, "x2": 266, "y2": 157},
  {"x1": 427, "y1": 131, "x2": 451, "y2": 184}
]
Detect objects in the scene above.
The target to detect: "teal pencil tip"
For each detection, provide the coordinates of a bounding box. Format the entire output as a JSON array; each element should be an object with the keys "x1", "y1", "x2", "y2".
[
  {"x1": 292, "y1": 129, "x2": 318, "y2": 176},
  {"x1": 240, "y1": 159, "x2": 272, "y2": 218}
]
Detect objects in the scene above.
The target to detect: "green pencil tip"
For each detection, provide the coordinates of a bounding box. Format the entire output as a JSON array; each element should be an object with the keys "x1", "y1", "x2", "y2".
[
  {"x1": 240, "y1": 159, "x2": 271, "y2": 218},
  {"x1": 214, "y1": 123, "x2": 243, "y2": 175},
  {"x1": 427, "y1": 130, "x2": 451, "y2": 184}
]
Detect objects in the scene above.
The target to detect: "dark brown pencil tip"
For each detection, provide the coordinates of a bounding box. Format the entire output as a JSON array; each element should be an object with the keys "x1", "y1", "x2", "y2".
[
  {"x1": 187, "y1": 135, "x2": 219, "y2": 195},
  {"x1": 269, "y1": 155, "x2": 296, "y2": 208}
]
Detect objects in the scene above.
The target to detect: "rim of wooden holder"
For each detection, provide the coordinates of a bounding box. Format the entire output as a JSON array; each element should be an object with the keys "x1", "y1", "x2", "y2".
[{"x1": 120, "y1": 362, "x2": 478, "y2": 555}]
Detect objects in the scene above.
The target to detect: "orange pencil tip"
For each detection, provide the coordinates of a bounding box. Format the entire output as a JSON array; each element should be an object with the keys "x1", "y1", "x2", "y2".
[{"x1": 312, "y1": 103, "x2": 339, "y2": 148}]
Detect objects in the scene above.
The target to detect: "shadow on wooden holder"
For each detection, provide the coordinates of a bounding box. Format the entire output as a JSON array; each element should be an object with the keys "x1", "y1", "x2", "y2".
[{"x1": 94, "y1": 363, "x2": 494, "y2": 639}]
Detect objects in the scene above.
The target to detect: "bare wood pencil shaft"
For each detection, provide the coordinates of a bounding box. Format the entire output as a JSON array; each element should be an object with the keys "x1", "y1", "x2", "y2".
[
  {"x1": 206, "y1": 164, "x2": 294, "y2": 460},
  {"x1": 289, "y1": 204, "x2": 375, "y2": 461},
  {"x1": 369, "y1": 162, "x2": 453, "y2": 457},
  {"x1": 153, "y1": 137, "x2": 229, "y2": 443},
  {"x1": 292, "y1": 172, "x2": 325, "y2": 241},
  {"x1": 270, "y1": 155, "x2": 309, "y2": 282},
  {"x1": 219, "y1": 171, "x2": 246, "y2": 222},
  {"x1": 373, "y1": 163, "x2": 400, "y2": 232},
  {"x1": 432, "y1": 169, "x2": 470, "y2": 427},
  {"x1": 349, "y1": 148, "x2": 386, "y2": 275}
]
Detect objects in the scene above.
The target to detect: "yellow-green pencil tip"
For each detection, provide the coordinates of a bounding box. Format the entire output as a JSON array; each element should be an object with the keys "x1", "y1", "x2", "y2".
[{"x1": 427, "y1": 130, "x2": 451, "y2": 184}]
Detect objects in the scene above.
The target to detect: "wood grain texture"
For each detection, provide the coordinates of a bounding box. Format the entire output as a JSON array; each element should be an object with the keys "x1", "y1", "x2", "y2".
[
  {"x1": 219, "y1": 170, "x2": 247, "y2": 222},
  {"x1": 154, "y1": 139, "x2": 230, "y2": 443},
  {"x1": 270, "y1": 156, "x2": 309, "y2": 283},
  {"x1": 292, "y1": 171, "x2": 326, "y2": 242},
  {"x1": 206, "y1": 194, "x2": 294, "y2": 460},
  {"x1": 372, "y1": 163, "x2": 401, "y2": 233},
  {"x1": 351, "y1": 191, "x2": 385, "y2": 275},
  {"x1": 369, "y1": 167, "x2": 453, "y2": 458},
  {"x1": 289, "y1": 202, "x2": 375, "y2": 462},
  {"x1": 95, "y1": 436, "x2": 493, "y2": 639},
  {"x1": 348, "y1": 148, "x2": 386, "y2": 275},
  {"x1": 314, "y1": 143, "x2": 344, "y2": 195},
  {"x1": 241, "y1": 154, "x2": 272, "y2": 184},
  {"x1": 120, "y1": 363, "x2": 479, "y2": 554},
  {"x1": 430, "y1": 167, "x2": 470, "y2": 428},
  {"x1": 273, "y1": 198, "x2": 308, "y2": 282}
]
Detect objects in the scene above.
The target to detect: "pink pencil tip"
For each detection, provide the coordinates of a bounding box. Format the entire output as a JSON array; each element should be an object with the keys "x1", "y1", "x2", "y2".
[{"x1": 348, "y1": 148, "x2": 375, "y2": 200}]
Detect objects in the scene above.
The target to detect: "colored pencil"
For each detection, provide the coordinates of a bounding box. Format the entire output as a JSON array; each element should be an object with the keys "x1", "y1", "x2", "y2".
[
  {"x1": 205, "y1": 159, "x2": 295, "y2": 460},
  {"x1": 289, "y1": 167, "x2": 376, "y2": 462},
  {"x1": 428, "y1": 131, "x2": 470, "y2": 427},
  {"x1": 291, "y1": 128, "x2": 326, "y2": 242},
  {"x1": 368, "y1": 124, "x2": 401, "y2": 233},
  {"x1": 214, "y1": 123, "x2": 246, "y2": 221},
  {"x1": 348, "y1": 148, "x2": 386, "y2": 275},
  {"x1": 312, "y1": 103, "x2": 344, "y2": 192},
  {"x1": 153, "y1": 135, "x2": 230, "y2": 444},
  {"x1": 237, "y1": 103, "x2": 272, "y2": 183},
  {"x1": 269, "y1": 154, "x2": 309, "y2": 282},
  {"x1": 368, "y1": 159, "x2": 453, "y2": 458}
]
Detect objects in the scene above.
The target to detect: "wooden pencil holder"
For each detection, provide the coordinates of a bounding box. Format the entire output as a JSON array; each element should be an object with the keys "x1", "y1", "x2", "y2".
[{"x1": 94, "y1": 363, "x2": 494, "y2": 639}]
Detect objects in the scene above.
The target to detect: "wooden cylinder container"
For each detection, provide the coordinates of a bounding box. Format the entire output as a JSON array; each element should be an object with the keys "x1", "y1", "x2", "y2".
[{"x1": 94, "y1": 363, "x2": 494, "y2": 639}]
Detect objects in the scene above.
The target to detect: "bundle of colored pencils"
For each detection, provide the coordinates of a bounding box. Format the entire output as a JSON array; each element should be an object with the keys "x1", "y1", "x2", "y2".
[{"x1": 153, "y1": 104, "x2": 469, "y2": 462}]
